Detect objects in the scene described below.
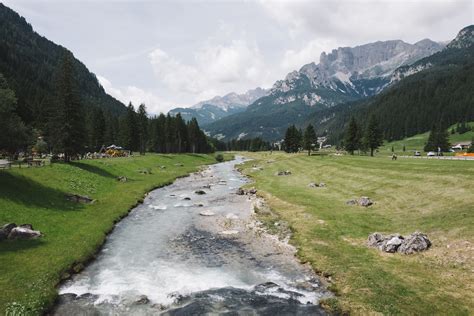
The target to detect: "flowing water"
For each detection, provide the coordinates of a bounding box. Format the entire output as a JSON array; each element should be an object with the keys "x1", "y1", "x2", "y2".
[{"x1": 54, "y1": 157, "x2": 331, "y2": 315}]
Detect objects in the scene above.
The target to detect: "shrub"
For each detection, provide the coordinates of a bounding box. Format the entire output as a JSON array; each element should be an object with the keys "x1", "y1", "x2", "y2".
[{"x1": 215, "y1": 153, "x2": 224, "y2": 162}]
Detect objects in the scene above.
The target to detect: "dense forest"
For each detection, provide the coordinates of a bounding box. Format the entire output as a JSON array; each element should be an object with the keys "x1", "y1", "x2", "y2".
[{"x1": 0, "y1": 4, "x2": 215, "y2": 159}]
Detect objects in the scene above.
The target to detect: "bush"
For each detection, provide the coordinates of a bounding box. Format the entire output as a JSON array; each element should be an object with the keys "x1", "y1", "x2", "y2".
[{"x1": 215, "y1": 153, "x2": 224, "y2": 162}]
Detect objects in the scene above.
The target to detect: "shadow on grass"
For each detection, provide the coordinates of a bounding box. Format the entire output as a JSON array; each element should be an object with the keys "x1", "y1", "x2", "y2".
[
  {"x1": 0, "y1": 238, "x2": 44, "y2": 253},
  {"x1": 0, "y1": 173, "x2": 82, "y2": 211},
  {"x1": 69, "y1": 162, "x2": 116, "y2": 178}
]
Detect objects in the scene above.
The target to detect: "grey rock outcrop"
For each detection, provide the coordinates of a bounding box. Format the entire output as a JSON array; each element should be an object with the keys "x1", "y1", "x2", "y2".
[
  {"x1": 398, "y1": 232, "x2": 432, "y2": 254},
  {"x1": 368, "y1": 232, "x2": 431, "y2": 254},
  {"x1": 8, "y1": 226, "x2": 42, "y2": 240},
  {"x1": 66, "y1": 194, "x2": 95, "y2": 204}
]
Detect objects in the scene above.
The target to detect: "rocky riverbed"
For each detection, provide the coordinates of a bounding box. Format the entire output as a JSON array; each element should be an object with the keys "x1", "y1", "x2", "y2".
[{"x1": 53, "y1": 157, "x2": 331, "y2": 315}]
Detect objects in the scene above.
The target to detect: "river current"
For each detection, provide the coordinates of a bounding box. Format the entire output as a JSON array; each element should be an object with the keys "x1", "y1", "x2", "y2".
[{"x1": 54, "y1": 157, "x2": 330, "y2": 315}]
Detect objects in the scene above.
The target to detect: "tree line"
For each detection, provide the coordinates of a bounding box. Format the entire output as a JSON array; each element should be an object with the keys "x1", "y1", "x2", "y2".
[
  {"x1": 0, "y1": 53, "x2": 214, "y2": 161},
  {"x1": 343, "y1": 115, "x2": 383, "y2": 156},
  {"x1": 283, "y1": 124, "x2": 317, "y2": 155}
]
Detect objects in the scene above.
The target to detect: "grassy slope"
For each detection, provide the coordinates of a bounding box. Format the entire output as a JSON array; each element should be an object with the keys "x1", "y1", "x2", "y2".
[
  {"x1": 380, "y1": 122, "x2": 474, "y2": 153},
  {"x1": 0, "y1": 154, "x2": 218, "y2": 314},
  {"x1": 241, "y1": 152, "x2": 474, "y2": 314}
]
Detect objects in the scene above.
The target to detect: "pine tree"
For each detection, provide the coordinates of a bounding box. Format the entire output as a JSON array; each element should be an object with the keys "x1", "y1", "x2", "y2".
[
  {"x1": 0, "y1": 73, "x2": 28, "y2": 155},
  {"x1": 424, "y1": 123, "x2": 450, "y2": 152},
  {"x1": 343, "y1": 117, "x2": 360, "y2": 155},
  {"x1": 89, "y1": 107, "x2": 106, "y2": 151},
  {"x1": 49, "y1": 52, "x2": 85, "y2": 162},
  {"x1": 137, "y1": 104, "x2": 148, "y2": 155},
  {"x1": 175, "y1": 113, "x2": 189, "y2": 153},
  {"x1": 284, "y1": 125, "x2": 301, "y2": 153},
  {"x1": 187, "y1": 117, "x2": 201, "y2": 154},
  {"x1": 364, "y1": 114, "x2": 383, "y2": 157},
  {"x1": 303, "y1": 124, "x2": 316, "y2": 156}
]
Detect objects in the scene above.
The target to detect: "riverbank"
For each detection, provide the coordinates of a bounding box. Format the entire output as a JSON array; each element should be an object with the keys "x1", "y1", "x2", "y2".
[
  {"x1": 0, "y1": 153, "x2": 224, "y2": 315},
  {"x1": 240, "y1": 152, "x2": 474, "y2": 314}
]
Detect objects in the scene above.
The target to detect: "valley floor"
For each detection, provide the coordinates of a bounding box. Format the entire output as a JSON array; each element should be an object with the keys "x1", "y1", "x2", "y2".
[
  {"x1": 0, "y1": 153, "x2": 220, "y2": 314},
  {"x1": 240, "y1": 152, "x2": 474, "y2": 315}
]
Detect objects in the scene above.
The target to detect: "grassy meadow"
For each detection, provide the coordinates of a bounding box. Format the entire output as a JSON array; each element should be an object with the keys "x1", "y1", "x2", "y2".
[
  {"x1": 380, "y1": 121, "x2": 474, "y2": 154},
  {"x1": 241, "y1": 152, "x2": 474, "y2": 315},
  {"x1": 0, "y1": 153, "x2": 222, "y2": 315}
]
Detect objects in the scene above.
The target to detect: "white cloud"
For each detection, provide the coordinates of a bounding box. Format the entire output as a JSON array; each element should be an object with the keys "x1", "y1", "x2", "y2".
[
  {"x1": 149, "y1": 38, "x2": 273, "y2": 104},
  {"x1": 259, "y1": 0, "x2": 473, "y2": 44},
  {"x1": 281, "y1": 39, "x2": 338, "y2": 73},
  {"x1": 97, "y1": 75, "x2": 175, "y2": 114}
]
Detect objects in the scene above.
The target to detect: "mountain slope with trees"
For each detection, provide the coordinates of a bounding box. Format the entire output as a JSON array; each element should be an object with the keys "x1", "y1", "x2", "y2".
[
  {"x1": 313, "y1": 25, "x2": 474, "y2": 146},
  {"x1": 205, "y1": 38, "x2": 444, "y2": 140},
  {"x1": 0, "y1": 3, "x2": 127, "y2": 128}
]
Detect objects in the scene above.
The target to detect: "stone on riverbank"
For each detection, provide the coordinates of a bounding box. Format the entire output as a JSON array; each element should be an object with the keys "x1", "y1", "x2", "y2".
[
  {"x1": 368, "y1": 232, "x2": 431, "y2": 254},
  {"x1": 8, "y1": 226, "x2": 42, "y2": 240}
]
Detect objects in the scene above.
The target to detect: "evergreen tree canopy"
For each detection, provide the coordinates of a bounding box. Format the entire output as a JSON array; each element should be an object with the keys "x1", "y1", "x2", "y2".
[
  {"x1": 303, "y1": 124, "x2": 316, "y2": 156},
  {"x1": 364, "y1": 114, "x2": 383, "y2": 156},
  {"x1": 344, "y1": 116, "x2": 360, "y2": 155}
]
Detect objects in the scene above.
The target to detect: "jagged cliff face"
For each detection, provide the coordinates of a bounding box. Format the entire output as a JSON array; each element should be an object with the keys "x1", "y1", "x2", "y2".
[
  {"x1": 271, "y1": 39, "x2": 444, "y2": 102},
  {"x1": 391, "y1": 25, "x2": 473, "y2": 83},
  {"x1": 168, "y1": 87, "x2": 268, "y2": 125},
  {"x1": 205, "y1": 38, "x2": 445, "y2": 141}
]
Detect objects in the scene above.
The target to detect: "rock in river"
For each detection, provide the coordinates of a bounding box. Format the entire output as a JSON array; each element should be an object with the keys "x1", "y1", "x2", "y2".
[
  {"x1": 199, "y1": 210, "x2": 215, "y2": 216},
  {"x1": 195, "y1": 190, "x2": 207, "y2": 195}
]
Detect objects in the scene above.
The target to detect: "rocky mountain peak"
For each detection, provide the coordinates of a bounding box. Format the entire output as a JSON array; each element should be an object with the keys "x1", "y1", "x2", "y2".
[{"x1": 447, "y1": 25, "x2": 474, "y2": 49}]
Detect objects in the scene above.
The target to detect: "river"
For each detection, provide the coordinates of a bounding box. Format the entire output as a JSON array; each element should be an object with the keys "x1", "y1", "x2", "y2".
[{"x1": 54, "y1": 157, "x2": 330, "y2": 315}]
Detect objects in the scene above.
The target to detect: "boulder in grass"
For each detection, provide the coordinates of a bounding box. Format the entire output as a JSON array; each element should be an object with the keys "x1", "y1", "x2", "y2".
[
  {"x1": 248, "y1": 188, "x2": 257, "y2": 195},
  {"x1": 358, "y1": 196, "x2": 373, "y2": 207},
  {"x1": 117, "y1": 176, "x2": 127, "y2": 182},
  {"x1": 1, "y1": 223, "x2": 17, "y2": 241},
  {"x1": 276, "y1": 170, "x2": 292, "y2": 176},
  {"x1": 367, "y1": 232, "x2": 431, "y2": 254},
  {"x1": 346, "y1": 199, "x2": 358, "y2": 206},
  {"x1": 66, "y1": 194, "x2": 95, "y2": 204},
  {"x1": 398, "y1": 232, "x2": 432, "y2": 254},
  {"x1": 381, "y1": 235, "x2": 404, "y2": 253},
  {"x1": 8, "y1": 226, "x2": 42, "y2": 240}
]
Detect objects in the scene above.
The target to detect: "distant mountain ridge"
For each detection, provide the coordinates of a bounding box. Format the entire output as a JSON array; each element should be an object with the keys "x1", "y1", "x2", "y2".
[
  {"x1": 310, "y1": 25, "x2": 474, "y2": 144},
  {"x1": 205, "y1": 38, "x2": 445, "y2": 140},
  {"x1": 169, "y1": 87, "x2": 267, "y2": 125}
]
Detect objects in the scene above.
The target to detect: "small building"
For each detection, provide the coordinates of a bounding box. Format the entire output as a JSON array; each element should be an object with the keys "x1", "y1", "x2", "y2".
[{"x1": 451, "y1": 141, "x2": 472, "y2": 151}]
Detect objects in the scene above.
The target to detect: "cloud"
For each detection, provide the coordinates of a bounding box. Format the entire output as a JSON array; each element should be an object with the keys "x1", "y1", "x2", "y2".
[
  {"x1": 97, "y1": 76, "x2": 175, "y2": 114},
  {"x1": 259, "y1": 0, "x2": 473, "y2": 44},
  {"x1": 148, "y1": 37, "x2": 273, "y2": 104},
  {"x1": 281, "y1": 38, "x2": 338, "y2": 72}
]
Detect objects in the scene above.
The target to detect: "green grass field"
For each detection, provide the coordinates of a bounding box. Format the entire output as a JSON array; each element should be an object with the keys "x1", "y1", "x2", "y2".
[
  {"x1": 380, "y1": 122, "x2": 474, "y2": 154},
  {"x1": 0, "y1": 153, "x2": 221, "y2": 315},
  {"x1": 241, "y1": 152, "x2": 474, "y2": 314}
]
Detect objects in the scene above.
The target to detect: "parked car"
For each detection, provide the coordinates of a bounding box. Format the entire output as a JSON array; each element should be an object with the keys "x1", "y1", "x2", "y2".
[
  {"x1": 414, "y1": 151, "x2": 421, "y2": 156},
  {"x1": 427, "y1": 151, "x2": 436, "y2": 157}
]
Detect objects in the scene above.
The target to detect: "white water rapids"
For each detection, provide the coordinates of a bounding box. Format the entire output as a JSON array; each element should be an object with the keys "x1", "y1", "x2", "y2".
[{"x1": 54, "y1": 157, "x2": 330, "y2": 315}]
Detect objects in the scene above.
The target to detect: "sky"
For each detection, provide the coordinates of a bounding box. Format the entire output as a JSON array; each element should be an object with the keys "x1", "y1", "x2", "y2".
[{"x1": 3, "y1": 0, "x2": 473, "y2": 114}]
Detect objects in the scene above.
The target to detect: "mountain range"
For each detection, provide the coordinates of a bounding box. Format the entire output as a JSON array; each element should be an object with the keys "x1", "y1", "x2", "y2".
[
  {"x1": 201, "y1": 38, "x2": 446, "y2": 140},
  {"x1": 169, "y1": 87, "x2": 267, "y2": 126}
]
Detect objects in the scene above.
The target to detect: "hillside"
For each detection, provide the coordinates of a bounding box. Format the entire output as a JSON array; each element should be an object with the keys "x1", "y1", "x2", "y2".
[
  {"x1": 379, "y1": 122, "x2": 474, "y2": 153},
  {"x1": 205, "y1": 39, "x2": 444, "y2": 140},
  {"x1": 0, "y1": 3, "x2": 126, "y2": 127},
  {"x1": 312, "y1": 25, "x2": 474, "y2": 144},
  {"x1": 169, "y1": 88, "x2": 267, "y2": 126}
]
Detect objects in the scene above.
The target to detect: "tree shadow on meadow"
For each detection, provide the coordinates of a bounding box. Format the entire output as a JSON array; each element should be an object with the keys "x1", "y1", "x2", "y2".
[
  {"x1": 0, "y1": 172, "x2": 83, "y2": 212},
  {"x1": 69, "y1": 161, "x2": 116, "y2": 178},
  {"x1": 0, "y1": 238, "x2": 45, "y2": 253}
]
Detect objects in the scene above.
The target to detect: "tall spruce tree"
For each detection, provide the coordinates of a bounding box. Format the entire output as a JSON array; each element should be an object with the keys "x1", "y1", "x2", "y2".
[
  {"x1": 424, "y1": 123, "x2": 450, "y2": 152},
  {"x1": 137, "y1": 104, "x2": 148, "y2": 155},
  {"x1": 284, "y1": 125, "x2": 301, "y2": 153},
  {"x1": 0, "y1": 73, "x2": 28, "y2": 156},
  {"x1": 187, "y1": 117, "x2": 201, "y2": 154},
  {"x1": 50, "y1": 52, "x2": 85, "y2": 162},
  {"x1": 303, "y1": 124, "x2": 316, "y2": 156},
  {"x1": 89, "y1": 107, "x2": 106, "y2": 151},
  {"x1": 364, "y1": 114, "x2": 383, "y2": 157},
  {"x1": 344, "y1": 117, "x2": 360, "y2": 155}
]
